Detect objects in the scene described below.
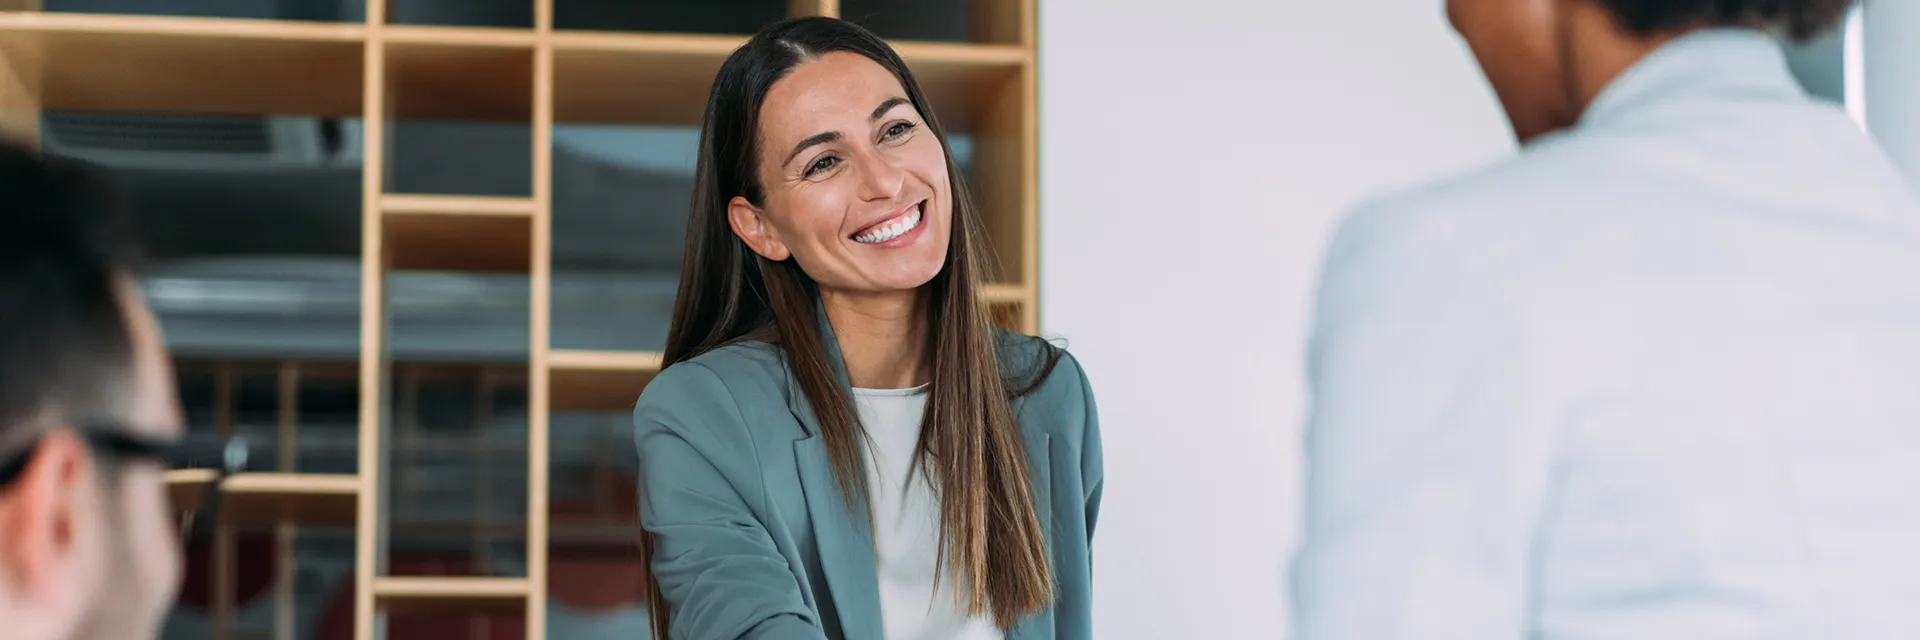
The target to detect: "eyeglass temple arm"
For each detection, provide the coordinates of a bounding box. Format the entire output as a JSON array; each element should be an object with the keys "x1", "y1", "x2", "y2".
[{"x1": 180, "y1": 437, "x2": 249, "y2": 541}]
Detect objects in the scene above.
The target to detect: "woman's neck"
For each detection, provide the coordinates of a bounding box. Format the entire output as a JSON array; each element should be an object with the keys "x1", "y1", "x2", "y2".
[{"x1": 819, "y1": 288, "x2": 928, "y2": 390}]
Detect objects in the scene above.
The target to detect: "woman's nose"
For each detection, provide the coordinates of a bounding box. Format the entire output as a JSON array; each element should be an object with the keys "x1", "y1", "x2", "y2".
[{"x1": 857, "y1": 153, "x2": 907, "y2": 202}]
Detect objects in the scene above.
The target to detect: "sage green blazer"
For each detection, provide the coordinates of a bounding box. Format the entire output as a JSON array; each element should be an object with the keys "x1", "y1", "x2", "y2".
[{"x1": 631, "y1": 323, "x2": 1103, "y2": 640}]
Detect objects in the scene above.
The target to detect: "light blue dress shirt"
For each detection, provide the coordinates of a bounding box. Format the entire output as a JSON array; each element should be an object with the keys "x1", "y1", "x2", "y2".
[{"x1": 1293, "y1": 28, "x2": 1920, "y2": 639}]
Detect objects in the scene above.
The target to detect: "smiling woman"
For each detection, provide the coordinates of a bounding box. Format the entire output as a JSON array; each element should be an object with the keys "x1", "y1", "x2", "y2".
[
  {"x1": 628, "y1": 16, "x2": 1103, "y2": 640},
  {"x1": 725, "y1": 53, "x2": 954, "y2": 297}
]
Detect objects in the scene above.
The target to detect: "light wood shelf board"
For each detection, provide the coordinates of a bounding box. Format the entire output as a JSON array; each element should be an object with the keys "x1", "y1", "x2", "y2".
[
  {"x1": 888, "y1": 40, "x2": 1028, "y2": 66},
  {"x1": 382, "y1": 208, "x2": 531, "y2": 272},
  {"x1": 380, "y1": 25, "x2": 538, "y2": 48},
  {"x1": 370, "y1": 576, "x2": 529, "y2": 614},
  {"x1": 548, "y1": 349, "x2": 663, "y2": 370},
  {"x1": 550, "y1": 33, "x2": 1023, "y2": 129},
  {"x1": 548, "y1": 30, "x2": 744, "y2": 55},
  {"x1": 380, "y1": 194, "x2": 536, "y2": 216},
  {"x1": 165, "y1": 471, "x2": 360, "y2": 527},
  {"x1": 0, "y1": 12, "x2": 364, "y2": 116},
  {"x1": 0, "y1": 12, "x2": 365, "y2": 41},
  {"x1": 982, "y1": 283, "x2": 1026, "y2": 303},
  {"x1": 789, "y1": 0, "x2": 840, "y2": 17}
]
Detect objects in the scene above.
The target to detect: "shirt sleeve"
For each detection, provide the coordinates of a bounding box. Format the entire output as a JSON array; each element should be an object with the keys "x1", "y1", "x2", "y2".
[
  {"x1": 1289, "y1": 200, "x2": 1561, "y2": 640},
  {"x1": 634, "y1": 362, "x2": 828, "y2": 640}
]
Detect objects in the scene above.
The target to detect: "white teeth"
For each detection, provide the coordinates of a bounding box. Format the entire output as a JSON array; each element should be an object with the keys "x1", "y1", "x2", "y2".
[{"x1": 853, "y1": 205, "x2": 923, "y2": 244}]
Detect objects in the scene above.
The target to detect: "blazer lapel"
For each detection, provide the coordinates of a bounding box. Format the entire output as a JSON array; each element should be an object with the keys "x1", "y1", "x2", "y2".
[{"x1": 786, "y1": 306, "x2": 883, "y2": 640}]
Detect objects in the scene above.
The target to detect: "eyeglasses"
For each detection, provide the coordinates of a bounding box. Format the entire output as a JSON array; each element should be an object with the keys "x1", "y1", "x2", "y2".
[{"x1": 0, "y1": 427, "x2": 249, "y2": 541}]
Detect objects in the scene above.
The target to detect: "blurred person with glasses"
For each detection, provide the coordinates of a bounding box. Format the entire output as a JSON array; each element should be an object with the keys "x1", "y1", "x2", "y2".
[{"x1": 0, "y1": 141, "x2": 185, "y2": 640}]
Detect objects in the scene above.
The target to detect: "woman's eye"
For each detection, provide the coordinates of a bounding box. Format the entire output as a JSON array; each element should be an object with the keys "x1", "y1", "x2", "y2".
[
  {"x1": 882, "y1": 121, "x2": 917, "y2": 141},
  {"x1": 805, "y1": 155, "x2": 839, "y2": 177}
]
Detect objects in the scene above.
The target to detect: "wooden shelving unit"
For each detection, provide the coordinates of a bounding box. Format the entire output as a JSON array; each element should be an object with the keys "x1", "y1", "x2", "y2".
[{"x1": 1, "y1": 0, "x2": 1040, "y2": 637}]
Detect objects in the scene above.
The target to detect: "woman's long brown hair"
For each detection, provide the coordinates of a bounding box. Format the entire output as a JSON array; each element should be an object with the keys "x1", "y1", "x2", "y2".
[{"x1": 642, "y1": 15, "x2": 1061, "y2": 638}]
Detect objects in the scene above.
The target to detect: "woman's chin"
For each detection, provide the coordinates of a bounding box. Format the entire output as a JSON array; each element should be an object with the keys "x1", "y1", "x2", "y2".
[{"x1": 821, "y1": 267, "x2": 944, "y2": 297}]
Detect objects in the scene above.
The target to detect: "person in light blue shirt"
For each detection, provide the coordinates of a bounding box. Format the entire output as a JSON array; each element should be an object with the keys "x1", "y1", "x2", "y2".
[{"x1": 1293, "y1": 0, "x2": 1920, "y2": 638}]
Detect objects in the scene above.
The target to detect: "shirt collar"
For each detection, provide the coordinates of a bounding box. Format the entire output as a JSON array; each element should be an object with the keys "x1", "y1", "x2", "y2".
[{"x1": 1578, "y1": 27, "x2": 1805, "y2": 131}]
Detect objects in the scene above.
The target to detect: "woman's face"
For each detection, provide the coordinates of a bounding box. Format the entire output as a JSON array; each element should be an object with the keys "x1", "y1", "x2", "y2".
[{"x1": 728, "y1": 51, "x2": 953, "y2": 295}]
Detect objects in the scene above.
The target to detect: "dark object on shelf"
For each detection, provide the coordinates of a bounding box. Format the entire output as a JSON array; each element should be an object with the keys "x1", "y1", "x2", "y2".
[
  {"x1": 44, "y1": 0, "x2": 364, "y2": 22},
  {"x1": 554, "y1": 0, "x2": 786, "y2": 35}
]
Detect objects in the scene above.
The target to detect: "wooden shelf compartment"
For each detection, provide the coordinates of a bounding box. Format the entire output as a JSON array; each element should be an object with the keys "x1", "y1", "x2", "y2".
[
  {"x1": 370, "y1": 576, "x2": 529, "y2": 614},
  {"x1": 548, "y1": 349, "x2": 661, "y2": 413},
  {"x1": 551, "y1": 31, "x2": 1026, "y2": 129},
  {"x1": 983, "y1": 286, "x2": 1032, "y2": 333},
  {"x1": 0, "y1": 12, "x2": 364, "y2": 117},
  {"x1": 966, "y1": 57, "x2": 1031, "y2": 291},
  {"x1": 840, "y1": 0, "x2": 1030, "y2": 46},
  {"x1": 384, "y1": 32, "x2": 533, "y2": 122},
  {"x1": 380, "y1": 195, "x2": 534, "y2": 272},
  {"x1": 165, "y1": 470, "x2": 360, "y2": 527},
  {"x1": 551, "y1": 0, "x2": 787, "y2": 36},
  {"x1": 383, "y1": 1, "x2": 533, "y2": 30}
]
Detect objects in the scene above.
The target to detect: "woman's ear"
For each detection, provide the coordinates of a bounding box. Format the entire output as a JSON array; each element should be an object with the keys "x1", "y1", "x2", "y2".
[{"x1": 728, "y1": 196, "x2": 791, "y2": 261}]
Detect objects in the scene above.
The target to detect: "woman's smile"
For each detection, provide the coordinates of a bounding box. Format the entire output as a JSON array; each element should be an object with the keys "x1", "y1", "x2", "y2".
[{"x1": 851, "y1": 200, "x2": 927, "y2": 247}]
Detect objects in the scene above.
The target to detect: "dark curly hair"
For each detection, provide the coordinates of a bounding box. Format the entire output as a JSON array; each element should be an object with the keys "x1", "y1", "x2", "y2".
[{"x1": 1596, "y1": 0, "x2": 1856, "y2": 42}]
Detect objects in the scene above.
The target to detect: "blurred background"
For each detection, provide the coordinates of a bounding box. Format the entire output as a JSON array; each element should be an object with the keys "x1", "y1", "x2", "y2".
[{"x1": 0, "y1": 0, "x2": 1900, "y2": 638}]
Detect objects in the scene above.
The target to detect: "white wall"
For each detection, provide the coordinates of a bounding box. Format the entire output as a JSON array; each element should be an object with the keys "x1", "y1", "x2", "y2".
[
  {"x1": 1037, "y1": 1, "x2": 1514, "y2": 637},
  {"x1": 1866, "y1": 0, "x2": 1920, "y2": 180}
]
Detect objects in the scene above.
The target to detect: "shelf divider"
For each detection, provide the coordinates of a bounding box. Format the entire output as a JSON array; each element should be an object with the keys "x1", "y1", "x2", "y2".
[
  {"x1": 353, "y1": 15, "x2": 388, "y2": 640},
  {"x1": 526, "y1": 30, "x2": 557, "y2": 640},
  {"x1": 164, "y1": 471, "x2": 361, "y2": 527}
]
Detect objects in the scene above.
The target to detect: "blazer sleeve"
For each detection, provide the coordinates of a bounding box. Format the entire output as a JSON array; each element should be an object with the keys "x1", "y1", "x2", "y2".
[
  {"x1": 1289, "y1": 201, "x2": 1559, "y2": 640},
  {"x1": 1071, "y1": 352, "x2": 1104, "y2": 545},
  {"x1": 634, "y1": 362, "x2": 827, "y2": 640}
]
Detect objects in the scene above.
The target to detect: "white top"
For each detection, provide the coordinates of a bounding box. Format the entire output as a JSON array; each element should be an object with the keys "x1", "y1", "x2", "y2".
[
  {"x1": 1293, "y1": 29, "x2": 1920, "y2": 640},
  {"x1": 853, "y1": 385, "x2": 1002, "y2": 640}
]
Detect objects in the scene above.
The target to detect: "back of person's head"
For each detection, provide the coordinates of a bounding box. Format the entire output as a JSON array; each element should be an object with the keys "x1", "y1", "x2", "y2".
[
  {"x1": 0, "y1": 142, "x2": 141, "y2": 445},
  {"x1": 1594, "y1": 0, "x2": 1854, "y2": 42},
  {"x1": 1447, "y1": 0, "x2": 1858, "y2": 141},
  {"x1": 0, "y1": 140, "x2": 182, "y2": 640}
]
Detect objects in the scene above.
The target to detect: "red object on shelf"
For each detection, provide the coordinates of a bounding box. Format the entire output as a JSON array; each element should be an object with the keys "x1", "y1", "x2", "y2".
[
  {"x1": 548, "y1": 470, "x2": 645, "y2": 613},
  {"x1": 177, "y1": 532, "x2": 279, "y2": 611}
]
